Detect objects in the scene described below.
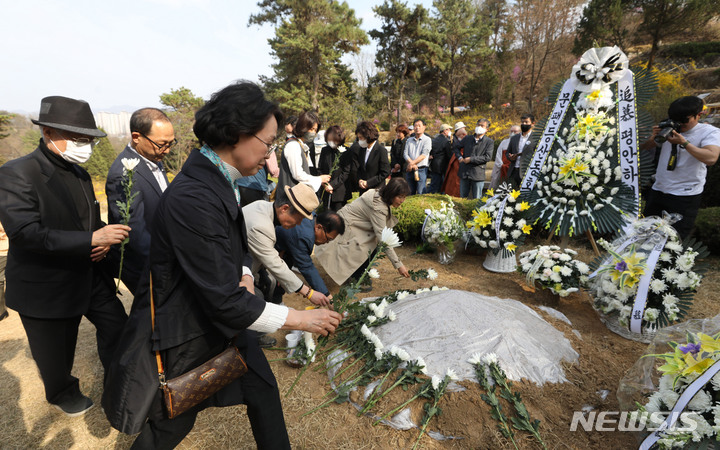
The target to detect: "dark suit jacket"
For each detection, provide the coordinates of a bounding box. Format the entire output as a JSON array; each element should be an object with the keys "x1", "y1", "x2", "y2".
[
  {"x1": 356, "y1": 141, "x2": 390, "y2": 193},
  {"x1": 275, "y1": 216, "x2": 329, "y2": 295},
  {"x1": 429, "y1": 134, "x2": 452, "y2": 174},
  {"x1": 390, "y1": 138, "x2": 407, "y2": 176},
  {"x1": 0, "y1": 142, "x2": 105, "y2": 318},
  {"x1": 327, "y1": 147, "x2": 358, "y2": 204},
  {"x1": 456, "y1": 135, "x2": 494, "y2": 181},
  {"x1": 103, "y1": 149, "x2": 272, "y2": 434},
  {"x1": 106, "y1": 146, "x2": 168, "y2": 294},
  {"x1": 506, "y1": 133, "x2": 535, "y2": 177}
]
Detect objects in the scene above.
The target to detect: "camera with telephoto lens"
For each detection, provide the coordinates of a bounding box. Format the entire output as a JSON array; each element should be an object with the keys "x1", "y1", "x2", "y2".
[{"x1": 654, "y1": 118, "x2": 682, "y2": 145}]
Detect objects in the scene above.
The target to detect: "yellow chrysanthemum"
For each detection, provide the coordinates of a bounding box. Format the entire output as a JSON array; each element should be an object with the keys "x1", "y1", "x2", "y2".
[
  {"x1": 480, "y1": 196, "x2": 489, "y2": 203},
  {"x1": 505, "y1": 243, "x2": 517, "y2": 252},
  {"x1": 519, "y1": 201, "x2": 530, "y2": 211},
  {"x1": 486, "y1": 189, "x2": 494, "y2": 197},
  {"x1": 510, "y1": 190, "x2": 520, "y2": 200},
  {"x1": 587, "y1": 90, "x2": 602, "y2": 101},
  {"x1": 522, "y1": 224, "x2": 532, "y2": 234}
]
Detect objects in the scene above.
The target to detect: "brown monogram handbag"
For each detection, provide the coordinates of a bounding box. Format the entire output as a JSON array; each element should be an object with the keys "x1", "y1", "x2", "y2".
[{"x1": 150, "y1": 275, "x2": 248, "y2": 419}]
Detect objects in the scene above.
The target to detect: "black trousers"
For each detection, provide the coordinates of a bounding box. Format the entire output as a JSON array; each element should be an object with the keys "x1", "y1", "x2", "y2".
[
  {"x1": 644, "y1": 188, "x2": 703, "y2": 240},
  {"x1": 131, "y1": 334, "x2": 290, "y2": 450},
  {"x1": 19, "y1": 273, "x2": 128, "y2": 405}
]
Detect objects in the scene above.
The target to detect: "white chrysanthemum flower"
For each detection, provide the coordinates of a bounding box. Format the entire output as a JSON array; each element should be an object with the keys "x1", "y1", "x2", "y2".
[
  {"x1": 481, "y1": 353, "x2": 498, "y2": 365},
  {"x1": 303, "y1": 331, "x2": 315, "y2": 355},
  {"x1": 498, "y1": 230, "x2": 508, "y2": 240},
  {"x1": 427, "y1": 268, "x2": 438, "y2": 280},
  {"x1": 367, "y1": 315, "x2": 377, "y2": 324},
  {"x1": 397, "y1": 348, "x2": 411, "y2": 362},
  {"x1": 576, "y1": 262, "x2": 589, "y2": 274},
  {"x1": 397, "y1": 291, "x2": 410, "y2": 300},
  {"x1": 431, "y1": 375, "x2": 442, "y2": 391},
  {"x1": 368, "y1": 268, "x2": 380, "y2": 279},
  {"x1": 688, "y1": 389, "x2": 713, "y2": 412},
  {"x1": 482, "y1": 230, "x2": 490, "y2": 237},
  {"x1": 374, "y1": 348, "x2": 383, "y2": 360},
  {"x1": 489, "y1": 241, "x2": 499, "y2": 249},
  {"x1": 560, "y1": 266, "x2": 573, "y2": 276},
  {"x1": 650, "y1": 279, "x2": 667, "y2": 294},
  {"x1": 559, "y1": 253, "x2": 572, "y2": 262},
  {"x1": 644, "y1": 392, "x2": 663, "y2": 413},
  {"x1": 368, "y1": 303, "x2": 378, "y2": 312},
  {"x1": 380, "y1": 227, "x2": 401, "y2": 248},
  {"x1": 416, "y1": 357, "x2": 428, "y2": 374},
  {"x1": 467, "y1": 353, "x2": 483, "y2": 365},
  {"x1": 121, "y1": 157, "x2": 140, "y2": 171},
  {"x1": 660, "y1": 252, "x2": 672, "y2": 262},
  {"x1": 445, "y1": 368, "x2": 458, "y2": 381},
  {"x1": 387, "y1": 310, "x2": 397, "y2": 321},
  {"x1": 360, "y1": 324, "x2": 371, "y2": 337},
  {"x1": 503, "y1": 217, "x2": 514, "y2": 227},
  {"x1": 643, "y1": 308, "x2": 660, "y2": 322},
  {"x1": 595, "y1": 187, "x2": 603, "y2": 195}
]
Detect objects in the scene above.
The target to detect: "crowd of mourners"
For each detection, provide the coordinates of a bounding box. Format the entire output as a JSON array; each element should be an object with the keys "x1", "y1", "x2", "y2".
[{"x1": 0, "y1": 80, "x2": 717, "y2": 450}]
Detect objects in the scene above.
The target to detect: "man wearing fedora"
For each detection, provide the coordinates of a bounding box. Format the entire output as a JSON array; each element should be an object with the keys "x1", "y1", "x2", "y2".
[
  {"x1": 243, "y1": 184, "x2": 332, "y2": 309},
  {"x1": 0, "y1": 96, "x2": 131, "y2": 416},
  {"x1": 106, "y1": 108, "x2": 175, "y2": 295}
]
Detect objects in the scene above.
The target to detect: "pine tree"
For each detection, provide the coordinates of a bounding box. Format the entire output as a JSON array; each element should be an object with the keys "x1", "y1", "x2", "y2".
[
  {"x1": 573, "y1": 0, "x2": 635, "y2": 56},
  {"x1": 249, "y1": 0, "x2": 368, "y2": 118},
  {"x1": 370, "y1": 0, "x2": 430, "y2": 124},
  {"x1": 159, "y1": 87, "x2": 204, "y2": 172}
]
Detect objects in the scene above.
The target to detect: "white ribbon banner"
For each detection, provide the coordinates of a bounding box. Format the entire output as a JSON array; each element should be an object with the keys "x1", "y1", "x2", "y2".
[
  {"x1": 520, "y1": 78, "x2": 578, "y2": 193},
  {"x1": 640, "y1": 358, "x2": 720, "y2": 450},
  {"x1": 421, "y1": 209, "x2": 431, "y2": 242},
  {"x1": 630, "y1": 237, "x2": 668, "y2": 334},
  {"x1": 616, "y1": 70, "x2": 640, "y2": 215}
]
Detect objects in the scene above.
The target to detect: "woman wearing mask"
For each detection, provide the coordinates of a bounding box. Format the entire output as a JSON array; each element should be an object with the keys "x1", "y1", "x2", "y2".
[
  {"x1": 318, "y1": 125, "x2": 353, "y2": 211},
  {"x1": 102, "y1": 82, "x2": 341, "y2": 449},
  {"x1": 276, "y1": 111, "x2": 331, "y2": 202},
  {"x1": 315, "y1": 177, "x2": 411, "y2": 288},
  {"x1": 355, "y1": 121, "x2": 390, "y2": 194}
]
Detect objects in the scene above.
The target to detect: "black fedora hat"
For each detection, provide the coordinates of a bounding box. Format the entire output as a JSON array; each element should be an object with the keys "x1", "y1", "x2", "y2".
[{"x1": 31, "y1": 96, "x2": 106, "y2": 138}]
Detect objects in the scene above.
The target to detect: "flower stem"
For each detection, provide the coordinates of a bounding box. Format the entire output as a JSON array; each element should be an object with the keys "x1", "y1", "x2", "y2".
[
  {"x1": 359, "y1": 368, "x2": 396, "y2": 415},
  {"x1": 372, "y1": 385, "x2": 430, "y2": 426},
  {"x1": 285, "y1": 345, "x2": 318, "y2": 397},
  {"x1": 330, "y1": 352, "x2": 367, "y2": 383}
]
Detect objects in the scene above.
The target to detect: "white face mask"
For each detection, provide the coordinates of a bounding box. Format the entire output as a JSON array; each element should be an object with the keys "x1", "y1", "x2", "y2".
[
  {"x1": 327, "y1": 141, "x2": 337, "y2": 149},
  {"x1": 509, "y1": 131, "x2": 518, "y2": 138},
  {"x1": 358, "y1": 139, "x2": 368, "y2": 149},
  {"x1": 50, "y1": 138, "x2": 94, "y2": 164},
  {"x1": 475, "y1": 126, "x2": 487, "y2": 136}
]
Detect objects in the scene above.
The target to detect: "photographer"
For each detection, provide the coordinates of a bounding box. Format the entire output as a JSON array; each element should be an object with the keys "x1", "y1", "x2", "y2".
[{"x1": 642, "y1": 96, "x2": 720, "y2": 239}]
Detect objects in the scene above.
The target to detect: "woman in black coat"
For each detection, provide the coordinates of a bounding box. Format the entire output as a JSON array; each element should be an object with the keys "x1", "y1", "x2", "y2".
[
  {"x1": 390, "y1": 124, "x2": 410, "y2": 178},
  {"x1": 318, "y1": 125, "x2": 355, "y2": 211},
  {"x1": 102, "y1": 82, "x2": 341, "y2": 449}
]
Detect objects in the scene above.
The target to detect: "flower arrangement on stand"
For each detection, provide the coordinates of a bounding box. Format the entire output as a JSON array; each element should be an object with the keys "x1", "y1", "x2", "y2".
[
  {"x1": 633, "y1": 330, "x2": 720, "y2": 449},
  {"x1": 588, "y1": 215, "x2": 709, "y2": 342},
  {"x1": 422, "y1": 197, "x2": 466, "y2": 264},
  {"x1": 466, "y1": 183, "x2": 532, "y2": 273},
  {"x1": 520, "y1": 46, "x2": 658, "y2": 236},
  {"x1": 517, "y1": 245, "x2": 590, "y2": 297}
]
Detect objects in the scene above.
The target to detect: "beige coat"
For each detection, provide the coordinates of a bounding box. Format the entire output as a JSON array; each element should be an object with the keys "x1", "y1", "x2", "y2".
[
  {"x1": 243, "y1": 200, "x2": 304, "y2": 292},
  {"x1": 315, "y1": 189, "x2": 402, "y2": 285}
]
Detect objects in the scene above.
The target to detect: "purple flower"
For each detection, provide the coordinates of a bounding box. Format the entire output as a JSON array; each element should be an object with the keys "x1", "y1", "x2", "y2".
[
  {"x1": 679, "y1": 342, "x2": 702, "y2": 355},
  {"x1": 615, "y1": 261, "x2": 628, "y2": 272}
]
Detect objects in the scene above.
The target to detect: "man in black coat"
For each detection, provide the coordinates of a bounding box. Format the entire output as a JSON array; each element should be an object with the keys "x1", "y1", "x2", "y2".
[
  {"x1": 0, "y1": 96, "x2": 130, "y2": 416},
  {"x1": 106, "y1": 108, "x2": 175, "y2": 294},
  {"x1": 457, "y1": 118, "x2": 494, "y2": 199},
  {"x1": 506, "y1": 113, "x2": 536, "y2": 188},
  {"x1": 427, "y1": 123, "x2": 453, "y2": 193}
]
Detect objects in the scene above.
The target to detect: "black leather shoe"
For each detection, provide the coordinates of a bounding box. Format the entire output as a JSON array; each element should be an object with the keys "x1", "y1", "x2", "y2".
[
  {"x1": 53, "y1": 394, "x2": 94, "y2": 417},
  {"x1": 258, "y1": 335, "x2": 277, "y2": 348}
]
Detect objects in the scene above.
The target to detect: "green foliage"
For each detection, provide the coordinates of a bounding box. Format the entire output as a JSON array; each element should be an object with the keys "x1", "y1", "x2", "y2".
[
  {"x1": 459, "y1": 66, "x2": 499, "y2": 107},
  {"x1": 250, "y1": 0, "x2": 368, "y2": 121},
  {"x1": 393, "y1": 194, "x2": 477, "y2": 241},
  {"x1": 81, "y1": 129, "x2": 117, "y2": 179},
  {"x1": 572, "y1": 0, "x2": 634, "y2": 55},
  {"x1": 159, "y1": 87, "x2": 204, "y2": 173},
  {"x1": 659, "y1": 40, "x2": 720, "y2": 59},
  {"x1": 0, "y1": 113, "x2": 14, "y2": 140},
  {"x1": 22, "y1": 129, "x2": 42, "y2": 155},
  {"x1": 634, "y1": 0, "x2": 720, "y2": 71},
  {"x1": 695, "y1": 207, "x2": 720, "y2": 255}
]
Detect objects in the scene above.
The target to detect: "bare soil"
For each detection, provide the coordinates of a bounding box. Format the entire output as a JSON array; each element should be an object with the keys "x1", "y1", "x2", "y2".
[{"x1": 1, "y1": 241, "x2": 718, "y2": 449}]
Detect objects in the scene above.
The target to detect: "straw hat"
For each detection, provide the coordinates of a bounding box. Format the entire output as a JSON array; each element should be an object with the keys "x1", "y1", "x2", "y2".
[{"x1": 283, "y1": 184, "x2": 319, "y2": 219}]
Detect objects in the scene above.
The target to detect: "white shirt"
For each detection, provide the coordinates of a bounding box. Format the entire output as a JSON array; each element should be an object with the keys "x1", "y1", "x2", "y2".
[
  {"x1": 653, "y1": 123, "x2": 720, "y2": 196},
  {"x1": 283, "y1": 138, "x2": 323, "y2": 191},
  {"x1": 403, "y1": 134, "x2": 432, "y2": 167},
  {"x1": 128, "y1": 145, "x2": 168, "y2": 191}
]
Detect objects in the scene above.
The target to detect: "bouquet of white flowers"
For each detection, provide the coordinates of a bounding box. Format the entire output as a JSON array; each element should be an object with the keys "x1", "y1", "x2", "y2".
[
  {"x1": 588, "y1": 215, "x2": 709, "y2": 341},
  {"x1": 422, "y1": 197, "x2": 466, "y2": 264},
  {"x1": 466, "y1": 183, "x2": 532, "y2": 256},
  {"x1": 518, "y1": 245, "x2": 590, "y2": 297}
]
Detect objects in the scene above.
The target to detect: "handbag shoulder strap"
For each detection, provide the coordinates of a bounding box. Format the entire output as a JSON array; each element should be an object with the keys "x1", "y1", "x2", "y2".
[{"x1": 149, "y1": 273, "x2": 166, "y2": 386}]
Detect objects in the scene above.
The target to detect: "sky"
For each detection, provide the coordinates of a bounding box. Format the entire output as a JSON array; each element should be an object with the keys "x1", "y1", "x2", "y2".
[{"x1": 1, "y1": 0, "x2": 433, "y2": 114}]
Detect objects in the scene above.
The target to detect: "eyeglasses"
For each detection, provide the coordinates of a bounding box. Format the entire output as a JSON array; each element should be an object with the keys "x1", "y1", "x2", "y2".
[
  {"x1": 252, "y1": 134, "x2": 278, "y2": 157},
  {"x1": 58, "y1": 131, "x2": 99, "y2": 147},
  {"x1": 320, "y1": 226, "x2": 336, "y2": 243},
  {"x1": 140, "y1": 132, "x2": 177, "y2": 151}
]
